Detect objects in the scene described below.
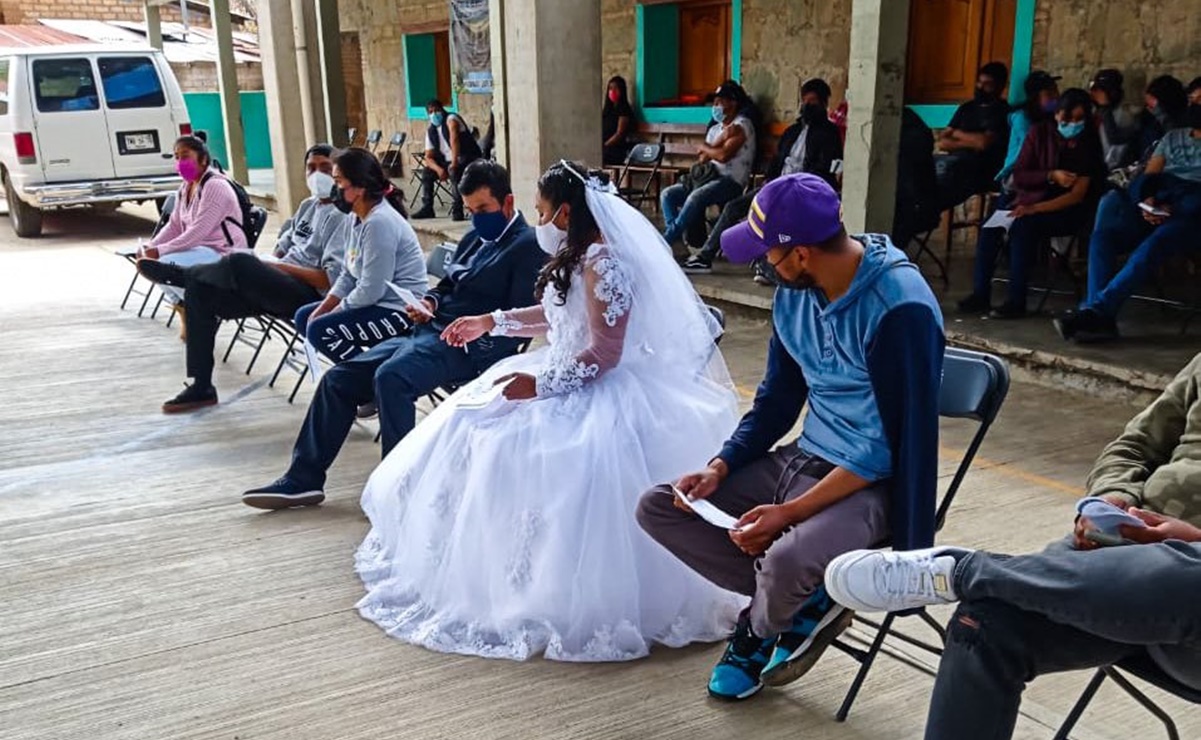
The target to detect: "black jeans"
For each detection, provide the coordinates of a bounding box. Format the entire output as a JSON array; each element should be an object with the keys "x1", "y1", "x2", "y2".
[
  {"x1": 421, "y1": 153, "x2": 477, "y2": 214},
  {"x1": 183, "y1": 252, "x2": 320, "y2": 388},
  {"x1": 925, "y1": 539, "x2": 1201, "y2": 740},
  {"x1": 698, "y1": 190, "x2": 757, "y2": 261}
]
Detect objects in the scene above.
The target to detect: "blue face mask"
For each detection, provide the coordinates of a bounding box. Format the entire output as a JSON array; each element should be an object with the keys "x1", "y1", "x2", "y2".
[
  {"x1": 1058, "y1": 120, "x2": 1085, "y2": 139},
  {"x1": 471, "y1": 209, "x2": 509, "y2": 242},
  {"x1": 1041, "y1": 97, "x2": 1059, "y2": 114},
  {"x1": 430, "y1": 112, "x2": 446, "y2": 127},
  {"x1": 711, "y1": 104, "x2": 726, "y2": 123}
]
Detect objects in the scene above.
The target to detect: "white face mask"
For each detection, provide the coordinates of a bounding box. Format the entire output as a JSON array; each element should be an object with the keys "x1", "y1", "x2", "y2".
[
  {"x1": 536, "y1": 206, "x2": 567, "y2": 255},
  {"x1": 307, "y1": 170, "x2": 335, "y2": 200}
]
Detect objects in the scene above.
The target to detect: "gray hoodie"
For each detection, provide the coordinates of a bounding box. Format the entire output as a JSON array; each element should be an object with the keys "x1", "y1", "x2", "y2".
[{"x1": 275, "y1": 197, "x2": 350, "y2": 292}]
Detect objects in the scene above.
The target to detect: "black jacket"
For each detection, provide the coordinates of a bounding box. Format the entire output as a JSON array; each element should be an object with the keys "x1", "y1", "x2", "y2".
[
  {"x1": 424, "y1": 214, "x2": 547, "y2": 361},
  {"x1": 766, "y1": 115, "x2": 843, "y2": 187},
  {"x1": 427, "y1": 112, "x2": 483, "y2": 166}
]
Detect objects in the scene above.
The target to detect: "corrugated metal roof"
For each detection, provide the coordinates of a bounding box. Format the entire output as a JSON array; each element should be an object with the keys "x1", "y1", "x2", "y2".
[
  {"x1": 0, "y1": 25, "x2": 88, "y2": 48},
  {"x1": 30, "y1": 19, "x2": 260, "y2": 65}
]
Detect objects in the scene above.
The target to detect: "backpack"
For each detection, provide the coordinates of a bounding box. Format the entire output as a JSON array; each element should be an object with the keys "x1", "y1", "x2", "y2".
[{"x1": 198, "y1": 171, "x2": 255, "y2": 246}]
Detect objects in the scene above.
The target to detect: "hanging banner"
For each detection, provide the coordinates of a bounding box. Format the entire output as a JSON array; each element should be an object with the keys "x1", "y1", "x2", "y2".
[{"x1": 451, "y1": 0, "x2": 492, "y2": 94}]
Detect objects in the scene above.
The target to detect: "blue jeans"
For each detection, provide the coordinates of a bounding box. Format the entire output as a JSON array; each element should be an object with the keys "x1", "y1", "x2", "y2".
[
  {"x1": 284, "y1": 326, "x2": 491, "y2": 486},
  {"x1": 660, "y1": 176, "x2": 745, "y2": 245},
  {"x1": 294, "y1": 302, "x2": 411, "y2": 363},
  {"x1": 924, "y1": 540, "x2": 1201, "y2": 740},
  {"x1": 971, "y1": 203, "x2": 1091, "y2": 306},
  {"x1": 1082, "y1": 190, "x2": 1199, "y2": 317}
]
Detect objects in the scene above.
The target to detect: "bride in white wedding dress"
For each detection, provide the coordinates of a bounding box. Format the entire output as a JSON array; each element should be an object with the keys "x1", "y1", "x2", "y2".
[{"x1": 355, "y1": 161, "x2": 744, "y2": 661}]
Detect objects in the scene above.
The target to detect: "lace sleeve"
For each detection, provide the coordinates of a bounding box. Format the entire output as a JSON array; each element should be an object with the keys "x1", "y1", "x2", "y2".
[
  {"x1": 535, "y1": 250, "x2": 632, "y2": 397},
  {"x1": 489, "y1": 305, "x2": 549, "y2": 337}
]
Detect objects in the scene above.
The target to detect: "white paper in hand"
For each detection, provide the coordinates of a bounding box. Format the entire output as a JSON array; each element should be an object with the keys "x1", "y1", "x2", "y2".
[
  {"x1": 387, "y1": 281, "x2": 433, "y2": 317},
  {"x1": 982, "y1": 209, "x2": 1016, "y2": 231},
  {"x1": 303, "y1": 339, "x2": 325, "y2": 381},
  {"x1": 673, "y1": 487, "x2": 742, "y2": 530}
]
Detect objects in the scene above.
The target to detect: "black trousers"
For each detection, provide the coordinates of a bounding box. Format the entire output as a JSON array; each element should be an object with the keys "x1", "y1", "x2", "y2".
[
  {"x1": 421, "y1": 152, "x2": 478, "y2": 214},
  {"x1": 183, "y1": 252, "x2": 321, "y2": 388}
]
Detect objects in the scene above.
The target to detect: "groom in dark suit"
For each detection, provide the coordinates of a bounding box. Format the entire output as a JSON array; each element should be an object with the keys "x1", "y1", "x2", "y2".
[{"x1": 243, "y1": 160, "x2": 547, "y2": 509}]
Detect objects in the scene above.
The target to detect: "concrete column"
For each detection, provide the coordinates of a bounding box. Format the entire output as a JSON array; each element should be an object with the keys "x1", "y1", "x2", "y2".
[
  {"x1": 300, "y1": 0, "x2": 328, "y2": 143},
  {"x1": 290, "y1": 0, "x2": 318, "y2": 146},
  {"x1": 841, "y1": 0, "x2": 910, "y2": 235},
  {"x1": 143, "y1": 2, "x2": 163, "y2": 50},
  {"x1": 211, "y1": 0, "x2": 248, "y2": 184},
  {"x1": 315, "y1": 0, "x2": 347, "y2": 147},
  {"x1": 258, "y1": 0, "x2": 308, "y2": 212},
  {"x1": 494, "y1": 0, "x2": 602, "y2": 209},
  {"x1": 488, "y1": 0, "x2": 510, "y2": 168}
]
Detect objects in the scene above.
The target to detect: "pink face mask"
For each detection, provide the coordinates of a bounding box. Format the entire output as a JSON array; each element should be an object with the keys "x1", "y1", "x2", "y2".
[
  {"x1": 176, "y1": 157, "x2": 204, "y2": 182},
  {"x1": 608, "y1": 89, "x2": 620, "y2": 103}
]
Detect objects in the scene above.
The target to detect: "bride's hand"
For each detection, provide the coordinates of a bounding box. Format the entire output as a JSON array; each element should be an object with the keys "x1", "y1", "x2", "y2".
[
  {"x1": 441, "y1": 314, "x2": 495, "y2": 347},
  {"x1": 495, "y1": 372, "x2": 537, "y2": 400}
]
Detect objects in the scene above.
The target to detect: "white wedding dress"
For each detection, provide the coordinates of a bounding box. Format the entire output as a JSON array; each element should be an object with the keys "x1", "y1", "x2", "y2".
[{"x1": 355, "y1": 184, "x2": 745, "y2": 662}]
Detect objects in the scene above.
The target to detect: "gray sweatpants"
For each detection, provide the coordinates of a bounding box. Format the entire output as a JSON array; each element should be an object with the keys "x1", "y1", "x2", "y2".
[{"x1": 636, "y1": 445, "x2": 890, "y2": 637}]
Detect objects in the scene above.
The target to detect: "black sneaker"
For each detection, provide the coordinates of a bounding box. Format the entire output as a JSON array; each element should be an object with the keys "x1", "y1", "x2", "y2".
[
  {"x1": 682, "y1": 255, "x2": 713, "y2": 274},
  {"x1": 989, "y1": 301, "x2": 1027, "y2": 320},
  {"x1": 707, "y1": 613, "x2": 775, "y2": 701},
  {"x1": 356, "y1": 401, "x2": 379, "y2": 420},
  {"x1": 242, "y1": 478, "x2": 326, "y2": 510},
  {"x1": 162, "y1": 383, "x2": 217, "y2": 414},
  {"x1": 752, "y1": 259, "x2": 777, "y2": 287},
  {"x1": 137, "y1": 258, "x2": 188, "y2": 287},
  {"x1": 761, "y1": 585, "x2": 854, "y2": 687},
  {"x1": 450, "y1": 209, "x2": 466, "y2": 222},
  {"x1": 1066, "y1": 308, "x2": 1119, "y2": 343},
  {"x1": 956, "y1": 293, "x2": 992, "y2": 315},
  {"x1": 410, "y1": 206, "x2": 436, "y2": 220}
]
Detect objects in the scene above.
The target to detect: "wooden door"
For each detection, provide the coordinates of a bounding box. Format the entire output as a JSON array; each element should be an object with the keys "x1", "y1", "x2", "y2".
[
  {"x1": 341, "y1": 32, "x2": 366, "y2": 143},
  {"x1": 905, "y1": 0, "x2": 1015, "y2": 104},
  {"x1": 678, "y1": 0, "x2": 731, "y2": 99},
  {"x1": 433, "y1": 31, "x2": 452, "y2": 108}
]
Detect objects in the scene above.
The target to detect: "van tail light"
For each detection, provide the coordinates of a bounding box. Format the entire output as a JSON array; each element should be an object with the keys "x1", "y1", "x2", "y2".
[
  {"x1": 14, "y1": 132, "x2": 36, "y2": 164},
  {"x1": 179, "y1": 123, "x2": 193, "y2": 136}
]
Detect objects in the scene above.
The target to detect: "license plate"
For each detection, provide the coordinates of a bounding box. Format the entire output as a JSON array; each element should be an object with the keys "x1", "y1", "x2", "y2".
[{"x1": 123, "y1": 133, "x2": 157, "y2": 152}]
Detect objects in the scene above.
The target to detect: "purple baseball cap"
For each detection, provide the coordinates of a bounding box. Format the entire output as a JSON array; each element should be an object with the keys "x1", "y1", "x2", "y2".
[{"x1": 721, "y1": 173, "x2": 843, "y2": 263}]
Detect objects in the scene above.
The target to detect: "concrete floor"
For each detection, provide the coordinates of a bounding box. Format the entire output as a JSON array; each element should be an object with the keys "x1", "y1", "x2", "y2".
[{"x1": 1, "y1": 204, "x2": 1197, "y2": 740}]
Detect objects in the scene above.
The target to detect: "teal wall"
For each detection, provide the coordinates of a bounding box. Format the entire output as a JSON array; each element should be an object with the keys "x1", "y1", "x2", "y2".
[{"x1": 183, "y1": 91, "x2": 273, "y2": 170}]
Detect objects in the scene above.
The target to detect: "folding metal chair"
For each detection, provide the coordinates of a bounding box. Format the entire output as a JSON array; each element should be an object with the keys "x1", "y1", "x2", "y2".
[
  {"x1": 365, "y1": 129, "x2": 383, "y2": 154},
  {"x1": 616, "y1": 139, "x2": 666, "y2": 212},
  {"x1": 268, "y1": 320, "x2": 316, "y2": 404},
  {"x1": 408, "y1": 151, "x2": 454, "y2": 212},
  {"x1": 346, "y1": 127, "x2": 360, "y2": 147},
  {"x1": 117, "y1": 193, "x2": 176, "y2": 315},
  {"x1": 380, "y1": 132, "x2": 407, "y2": 173},
  {"x1": 221, "y1": 316, "x2": 279, "y2": 375},
  {"x1": 832, "y1": 347, "x2": 1011, "y2": 722},
  {"x1": 1054, "y1": 654, "x2": 1201, "y2": 740}
]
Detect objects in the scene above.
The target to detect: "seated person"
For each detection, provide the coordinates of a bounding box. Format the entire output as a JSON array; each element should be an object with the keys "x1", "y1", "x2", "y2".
[
  {"x1": 1056, "y1": 77, "x2": 1201, "y2": 342},
  {"x1": 294, "y1": 148, "x2": 426, "y2": 365},
  {"x1": 241, "y1": 160, "x2": 546, "y2": 510},
  {"x1": 934, "y1": 62, "x2": 1011, "y2": 211},
  {"x1": 411, "y1": 99, "x2": 482, "y2": 222},
  {"x1": 660, "y1": 80, "x2": 757, "y2": 251},
  {"x1": 683, "y1": 78, "x2": 842, "y2": 274},
  {"x1": 137, "y1": 144, "x2": 349, "y2": 413},
  {"x1": 891, "y1": 107, "x2": 941, "y2": 251},
  {"x1": 825, "y1": 351, "x2": 1201, "y2": 740},
  {"x1": 602, "y1": 75, "x2": 635, "y2": 166},
  {"x1": 959, "y1": 88, "x2": 1104, "y2": 319},
  {"x1": 138, "y1": 135, "x2": 250, "y2": 304},
  {"x1": 638, "y1": 174, "x2": 944, "y2": 701},
  {"x1": 1134, "y1": 75, "x2": 1189, "y2": 162},
  {"x1": 1090, "y1": 68, "x2": 1142, "y2": 171},
  {"x1": 995, "y1": 70, "x2": 1061, "y2": 184}
]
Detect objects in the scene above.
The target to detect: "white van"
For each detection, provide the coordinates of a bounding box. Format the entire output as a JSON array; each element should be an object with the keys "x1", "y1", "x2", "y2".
[{"x1": 0, "y1": 44, "x2": 190, "y2": 237}]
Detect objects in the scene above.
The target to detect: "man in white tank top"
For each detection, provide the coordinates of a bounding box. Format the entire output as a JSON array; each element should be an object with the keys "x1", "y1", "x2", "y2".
[{"x1": 660, "y1": 81, "x2": 756, "y2": 250}]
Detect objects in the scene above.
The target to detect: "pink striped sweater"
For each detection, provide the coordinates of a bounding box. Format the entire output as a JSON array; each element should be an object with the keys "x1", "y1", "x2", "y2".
[{"x1": 151, "y1": 171, "x2": 250, "y2": 256}]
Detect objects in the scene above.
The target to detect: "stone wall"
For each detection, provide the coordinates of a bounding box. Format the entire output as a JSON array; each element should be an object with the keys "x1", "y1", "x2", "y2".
[
  {"x1": 339, "y1": 0, "x2": 493, "y2": 155},
  {"x1": 1030, "y1": 0, "x2": 1201, "y2": 97},
  {"x1": 0, "y1": 0, "x2": 255, "y2": 28},
  {"x1": 174, "y1": 60, "x2": 264, "y2": 93}
]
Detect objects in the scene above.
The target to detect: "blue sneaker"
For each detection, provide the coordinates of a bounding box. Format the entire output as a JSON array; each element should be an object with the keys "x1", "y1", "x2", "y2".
[
  {"x1": 242, "y1": 477, "x2": 325, "y2": 510},
  {"x1": 761, "y1": 585, "x2": 853, "y2": 687},
  {"x1": 707, "y1": 614, "x2": 775, "y2": 701}
]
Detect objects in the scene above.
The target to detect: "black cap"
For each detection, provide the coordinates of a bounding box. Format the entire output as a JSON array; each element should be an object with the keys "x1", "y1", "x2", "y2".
[
  {"x1": 1090, "y1": 68, "x2": 1124, "y2": 94},
  {"x1": 713, "y1": 81, "x2": 743, "y2": 101},
  {"x1": 1023, "y1": 70, "x2": 1061, "y2": 99}
]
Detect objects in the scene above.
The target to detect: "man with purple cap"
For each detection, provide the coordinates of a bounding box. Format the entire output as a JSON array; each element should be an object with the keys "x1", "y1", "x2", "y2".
[{"x1": 637, "y1": 173, "x2": 944, "y2": 701}]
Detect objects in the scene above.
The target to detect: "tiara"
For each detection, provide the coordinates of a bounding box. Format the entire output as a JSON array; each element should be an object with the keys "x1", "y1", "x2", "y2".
[{"x1": 559, "y1": 159, "x2": 618, "y2": 194}]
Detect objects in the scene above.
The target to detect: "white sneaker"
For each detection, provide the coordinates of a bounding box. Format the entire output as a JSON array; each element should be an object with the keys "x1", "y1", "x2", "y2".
[{"x1": 824, "y1": 547, "x2": 971, "y2": 613}]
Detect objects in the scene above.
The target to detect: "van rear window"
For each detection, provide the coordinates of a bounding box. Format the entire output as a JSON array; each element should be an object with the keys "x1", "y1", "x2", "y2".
[
  {"x1": 33, "y1": 58, "x2": 99, "y2": 113},
  {"x1": 98, "y1": 57, "x2": 166, "y2": 110}
]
